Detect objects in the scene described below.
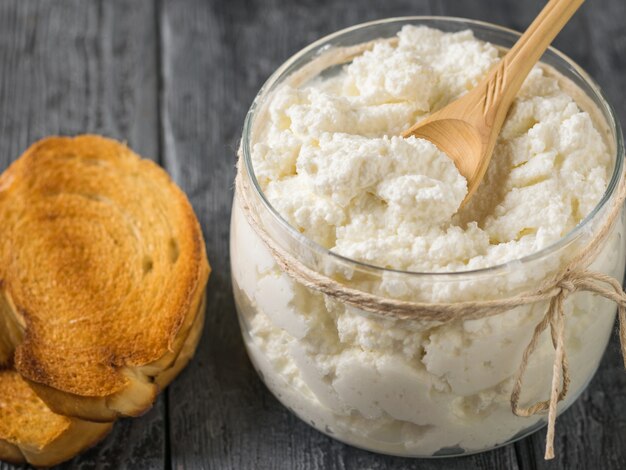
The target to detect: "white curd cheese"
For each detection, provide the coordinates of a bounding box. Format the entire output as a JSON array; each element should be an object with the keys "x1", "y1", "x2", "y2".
[
  {"x1": 231, "y1": 25, "x2": 623, "y2": 456},
  {"x1": 252, "y1": 27, "x2": 609, "y2": 273}
]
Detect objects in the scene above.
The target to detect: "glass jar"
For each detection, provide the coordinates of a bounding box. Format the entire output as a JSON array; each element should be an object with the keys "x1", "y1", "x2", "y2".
[{"x1": 230, "y1": 17, "x2": 625, "y2": 457}]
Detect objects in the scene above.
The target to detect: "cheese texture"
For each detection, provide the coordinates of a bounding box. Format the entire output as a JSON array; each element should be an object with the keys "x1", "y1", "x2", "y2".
[
  {"x1": 252, "y1": 26, "x2": 610, "y2": 273},
  {"x1": 232, "y1": 25, "x2": 623, "y2": 456}
]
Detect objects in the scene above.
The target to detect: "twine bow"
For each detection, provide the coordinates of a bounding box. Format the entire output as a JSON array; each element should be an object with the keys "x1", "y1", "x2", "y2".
[
  {"x1": 235, "y1": 153, "x2": 626, "y2": 460},
  {"x1": 510, "y1": 270, "x2": 626, "y2": 459}
]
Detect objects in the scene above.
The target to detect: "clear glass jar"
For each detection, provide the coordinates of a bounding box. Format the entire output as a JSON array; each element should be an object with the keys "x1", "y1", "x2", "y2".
[{"x1": 230, "y1": 17, "x2": 625, "y2": 457}]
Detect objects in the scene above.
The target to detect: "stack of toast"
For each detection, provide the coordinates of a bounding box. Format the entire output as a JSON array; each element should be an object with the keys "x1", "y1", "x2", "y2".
[{"x1": 0, "y1": 135, "x2": 210, "y2": 466}]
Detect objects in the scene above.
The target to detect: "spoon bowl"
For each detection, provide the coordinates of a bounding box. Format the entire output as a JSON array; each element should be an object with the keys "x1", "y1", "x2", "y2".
[{"x1": 403, "y1": 0, "x2": 585, "y2": 205}]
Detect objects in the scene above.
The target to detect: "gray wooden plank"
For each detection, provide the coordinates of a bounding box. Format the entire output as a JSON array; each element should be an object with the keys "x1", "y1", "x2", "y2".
[
  {"x1": 0, "y1": 0, "x2": 164, "y2": 469},
  {"x1": 581, "y1": 0, "x2": 626, "y2": 134},
  {"x1": 160, "y1": 1, "x2": 520, "y2": 469}
]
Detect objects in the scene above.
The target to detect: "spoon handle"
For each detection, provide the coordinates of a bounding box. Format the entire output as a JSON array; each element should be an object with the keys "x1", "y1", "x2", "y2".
[{"x1": 481, "y1": 0, "x2": 585, "y2": 124}]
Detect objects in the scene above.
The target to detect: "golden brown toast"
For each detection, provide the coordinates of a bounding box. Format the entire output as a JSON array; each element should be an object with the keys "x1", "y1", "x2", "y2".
[
  {"x1": 0, "y1": 369, "x2": 112, "y2": 467},
  {"x1": 0, "y1": 292, "x2": 206, "y2": 467},
  {"x1": 0, "y1": 135, "x2": 210, "y2": 422}
]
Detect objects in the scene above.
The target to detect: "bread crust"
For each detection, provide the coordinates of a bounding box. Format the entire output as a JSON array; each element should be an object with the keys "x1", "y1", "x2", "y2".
[
  {"x1": 0, "y1": 369, "x2": 113, "y2": 467},
  {"x1": 27, "y1": 293, "x2": 207, "y2": 422},
  {"x1": 0, "y1": 293, "x2": 205, "y2": 467},
  {"x1": 16, "y1": 419, "x2": 112, "y2": 468},
  {"x1": 0, "y1": 290, "x2": 23, "y2": 367},
  {"x1": 0, "y1": 135, "x2": 210, "y2": 421},
  {"x1": 0, "y1": 440, "x2": 24, "y2": 465}
]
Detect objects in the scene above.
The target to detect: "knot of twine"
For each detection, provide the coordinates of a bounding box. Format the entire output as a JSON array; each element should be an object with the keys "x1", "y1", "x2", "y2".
[
  {"x1": 235, "y1": 155, "x2": 626, "y2": 460},
  {"x1": 509, "y1": 270, "x2": 626, "y2": 459}
]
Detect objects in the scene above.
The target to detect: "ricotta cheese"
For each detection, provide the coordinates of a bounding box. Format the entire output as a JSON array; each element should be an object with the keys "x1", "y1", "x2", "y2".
[
  {"x1": 252, "y1": 26, "x2": 610, "y2": 273},
  {"x1": 232, "y1": 25, "x2": 623, "y2": 456}
]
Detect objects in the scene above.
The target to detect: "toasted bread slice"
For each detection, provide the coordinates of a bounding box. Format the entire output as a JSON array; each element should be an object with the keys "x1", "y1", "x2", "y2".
[
  {"x1": 0, "y1": 135, "x2": 210, "y2": 422},
  {"x1": 0, "y1": 294, "x2": 205, "y2": 467},
  {"x1": 0, "y1": 293, "x2": 205, "y2": 467},
  {"x1": 0, "y1": 370, "x2": 112, "y2": 467},
  {"x1": 27, "y1": 291, "x2": 207, "y2": 422}
]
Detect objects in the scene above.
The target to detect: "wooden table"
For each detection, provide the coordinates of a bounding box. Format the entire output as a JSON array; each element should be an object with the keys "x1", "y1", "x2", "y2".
[{"x1": 0, "y1": 1, "x2": 624, "y2": 469}]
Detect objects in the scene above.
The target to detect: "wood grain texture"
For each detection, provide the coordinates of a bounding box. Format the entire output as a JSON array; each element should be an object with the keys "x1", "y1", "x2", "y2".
[{"x1": 0, "y1": 0, "x2": 164, "y2": 469}]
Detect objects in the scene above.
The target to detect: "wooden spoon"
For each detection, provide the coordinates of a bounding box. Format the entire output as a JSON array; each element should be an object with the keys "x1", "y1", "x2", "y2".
[{"x1": 402, "y1": 0, "x2": 585, "y2": 205}]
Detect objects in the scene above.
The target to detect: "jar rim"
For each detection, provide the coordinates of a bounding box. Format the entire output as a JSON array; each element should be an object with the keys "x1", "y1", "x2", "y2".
[{"x1": 241, "y1": 16, "x2": 625, "y2": 278}]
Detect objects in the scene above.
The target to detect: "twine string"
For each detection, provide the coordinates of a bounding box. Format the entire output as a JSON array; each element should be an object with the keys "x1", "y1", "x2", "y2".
[{"x1": 235, "y1": 156, "x2": 626, "y2": 460}]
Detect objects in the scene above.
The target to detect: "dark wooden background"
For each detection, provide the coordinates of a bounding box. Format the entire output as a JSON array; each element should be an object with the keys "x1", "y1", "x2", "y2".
[{"x1": 0, "y1": 0, "x2": 624, "y2": 469}]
